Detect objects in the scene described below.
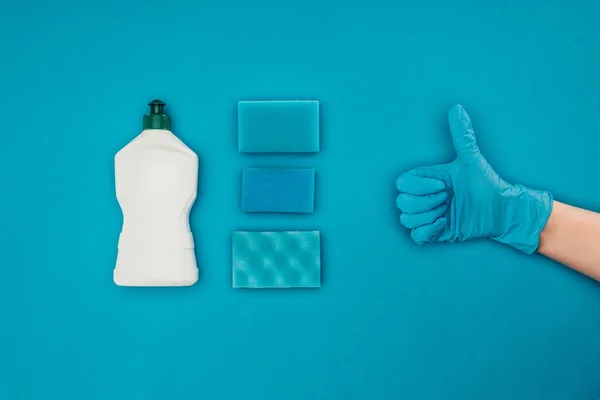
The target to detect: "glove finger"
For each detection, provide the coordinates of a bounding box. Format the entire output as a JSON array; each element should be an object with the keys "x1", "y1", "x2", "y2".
[
  {"x1": 396, "y1": 191, "x2": 448, "y2": 214},
  {"x1": 400, "y1": 204, "x2": 448, "y2": 229},
  {"x1": 396, "y1": 167, "x2": 447, "y2": 195},
  {"x1": 410, "y1": 217, "x2": 448, "y2": 244}
]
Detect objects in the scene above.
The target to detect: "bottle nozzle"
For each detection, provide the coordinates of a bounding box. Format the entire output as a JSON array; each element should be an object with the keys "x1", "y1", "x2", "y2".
[
  {"x1": 143, "y1": 99, "x2": 171, "y2": 130},
  {"x1": 149, "y1": 99, "x2": 165, "y2": 114}
]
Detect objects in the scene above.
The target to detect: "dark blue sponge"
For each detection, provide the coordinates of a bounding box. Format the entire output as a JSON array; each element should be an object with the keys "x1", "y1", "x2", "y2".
[{"x1": 241, "y1": 167, "x2": 315, "y2": 213}]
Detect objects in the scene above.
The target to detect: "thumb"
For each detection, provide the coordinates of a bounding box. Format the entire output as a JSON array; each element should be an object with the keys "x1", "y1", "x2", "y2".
[{"x1": 448, "y1": 104, "x2": 480, "y2": 159}]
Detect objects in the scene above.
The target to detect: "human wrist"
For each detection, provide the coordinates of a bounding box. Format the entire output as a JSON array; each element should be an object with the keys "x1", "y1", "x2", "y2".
[{"x1": 537, "y1": 200, "x2": 559, "y2": 255}]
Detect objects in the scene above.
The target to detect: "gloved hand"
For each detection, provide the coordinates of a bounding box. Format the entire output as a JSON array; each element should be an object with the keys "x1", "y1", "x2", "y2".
[{"x1": 396, "y1": 105, "x2": 553, "y2": 254}]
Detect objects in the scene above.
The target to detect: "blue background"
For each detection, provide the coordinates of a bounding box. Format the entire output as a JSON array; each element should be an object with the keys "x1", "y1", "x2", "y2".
[{"x1": 2, "y1": 0, "x2": 600, "y2": 399}]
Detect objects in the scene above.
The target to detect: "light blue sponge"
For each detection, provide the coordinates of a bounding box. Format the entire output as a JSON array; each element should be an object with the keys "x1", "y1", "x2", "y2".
[
  {"x1": 232, "y1": 231, "x2": 321, "y2": 288},
  {"x1": 242, "y1": 167, "x2": 315, "y2": 213},
  {"x1": 238, "y1": 101, "x2": 320, "y2": 153}
]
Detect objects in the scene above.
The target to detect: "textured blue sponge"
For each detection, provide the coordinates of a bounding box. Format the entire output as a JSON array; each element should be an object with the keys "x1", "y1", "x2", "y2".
[
  {"x1": 232, "y1": 231, "x2": 321, "y2": 288},
  {"x1": 238, "y1": 100, "x2": 320, "y2": 153},
  {"x1": 242, "y1": 167, "x2": 315, "y2": 213}
]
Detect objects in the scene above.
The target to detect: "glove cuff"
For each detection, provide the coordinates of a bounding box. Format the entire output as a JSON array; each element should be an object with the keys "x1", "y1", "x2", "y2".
[{"x1": 493, "y1": 187, "x2": 554, "y2": 254}]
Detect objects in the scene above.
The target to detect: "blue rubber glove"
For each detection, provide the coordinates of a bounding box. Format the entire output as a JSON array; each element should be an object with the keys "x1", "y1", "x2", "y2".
[{"x1": 396, "y1": 105, "x2": 553, "y2": 254}]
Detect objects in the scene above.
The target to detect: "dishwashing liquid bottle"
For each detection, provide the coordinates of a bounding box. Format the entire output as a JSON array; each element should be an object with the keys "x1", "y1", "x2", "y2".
[{"x1": 114, "y1": 100, "x2": 198, "y2": 286}]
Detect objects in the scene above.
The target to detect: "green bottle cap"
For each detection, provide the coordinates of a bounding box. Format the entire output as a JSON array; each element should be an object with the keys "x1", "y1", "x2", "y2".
[{"x1": 143, "y1": 99, "x2": 171, "y2": 130}]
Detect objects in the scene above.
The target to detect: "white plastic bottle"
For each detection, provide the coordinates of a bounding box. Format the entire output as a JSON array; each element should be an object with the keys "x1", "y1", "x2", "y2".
[{"x1": 114, "y1": 100, "x2": 198, "y2": 286}]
